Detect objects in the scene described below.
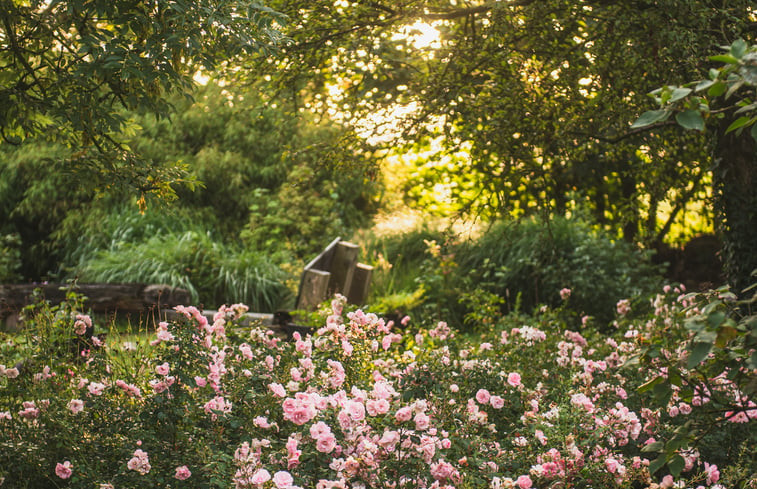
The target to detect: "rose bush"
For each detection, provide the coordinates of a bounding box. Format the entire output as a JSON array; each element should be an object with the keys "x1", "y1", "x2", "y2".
[{"x1": 0, "y1": 287, "x2": 754, "y2": 488}]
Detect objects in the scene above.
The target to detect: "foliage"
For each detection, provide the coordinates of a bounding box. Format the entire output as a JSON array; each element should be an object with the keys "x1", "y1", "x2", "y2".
[
  {"x1": 359, "y1": 225, "x2": 451, "y2": 305},
  {"x1": 1, "y1": 0, "x2": 284, "y2": 198},
  {"x1": 1, "y1": 287, "x2": 754, "y2": 488},
  {"x1": 0, "y1": 80, "x2": 381, "y2": 283},
  {"x1": 0, "y1": 233, "x2": 21, "y2": 282},
  {"x1": 242, "y1": 154, "x2": 379, "y2": 260},
  {"x1": 78, "y1": 230, "x2": 292, "y2": 312},
  {"x1": 250, "y1": 0, "x2": 754, "y2": 245},
  {"x1": 633, "y1": 39, "x2": 757, "y2": 138},
  {"x1": 455, "y1": 217, "x2": 662, "y2": 327},
  {"x1": 627, "y1": 281, "x2": 757, "y2": 478},
  {"x1": 633, "y1": 38, "x2": 757, "y2": 296},
  {"x1": 0, "y1": 141, "x2": 88, "y2": 279}
]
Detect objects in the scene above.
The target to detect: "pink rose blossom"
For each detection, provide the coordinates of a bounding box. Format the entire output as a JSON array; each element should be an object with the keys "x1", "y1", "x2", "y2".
[
  {"x1": 475, "y1": 388, "x2": 491, "y2": 404},
  {"x1": 273, "y1": 471, "x2": 294, "y2": 488},
  {"x1": 68, "y1": 399, "x2": 84, "y2": 414},
  {"x1": 174, "y1": 465, "x2": 191, "y2": 480},
  {"x1": 490, "y1": 395, "x2": 505, "y2": 409},
  {"x1": 316, "y1": 435, "x2": 336, "y2": 453},
  {"x1": 378, "y1": 430, "x2": 400, "y2": 450},
  {"x1": 395, "y1": 406, "x2": 413, "y2": 422},
  {"x1": 269, "y1": 382, "x2": 286, "y2": 398},
  {"x1": 516, "y1": 474, "x2": 533, "y2": 489},
  {"x1": 74, "y1": 314, "x2": 91, "y2": 335},
  {"x1": 310, "y1": 421, "x2": 333, "y2": 440},
  {"x1": 704, "y1": 463, "x2": 720, "y2": 484},
  {"x1": 559, "y1": 288, "x2": 571, "y2": 300},
  {"x1": 616, "y1": 299, "x2": 631, "y2": 316},
  {"x1": 343, "y1": 400, "x2": 365, "y2": 421},
  {"x1": 414, "y1": 412, "x2": 430, "y2": 430},
  {"x1": 254, "y1": 416, "x2": 272, "y2": 428},
  {"x1": 251, "y1": 468, "x2": 272, "y2": 485},
  {"x1": 366, "y1": 398, "x2": 390, "y2": 416},
  {"x1": 155, "y1": 362, "x2": 170, "y2": 376},
  {"x1": 507, "y1": 372, "x2": 522, "y2": 387},
  {"x1": 55, "y1": 461, "x2": 73, "y2": 479},
  {"x1": 87, "y1": 382, "x2": 106, "y2": 396},
  {"x1": 127, "y1": 449, "x2": 151, "y2": 475}
]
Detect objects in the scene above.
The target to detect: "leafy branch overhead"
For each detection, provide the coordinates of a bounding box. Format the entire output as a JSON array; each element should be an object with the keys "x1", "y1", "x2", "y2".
[
  {"x1": 633, "y1": 39, "x2": 757, "y2": 139},
  {"x1": 0, "y1": 0, "x2": 286, "y2": 198}
]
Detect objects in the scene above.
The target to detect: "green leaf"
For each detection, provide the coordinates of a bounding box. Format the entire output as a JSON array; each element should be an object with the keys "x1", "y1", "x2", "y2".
[
  {"x1": 730, "y1": 39, "x2": 748, "y2": 59},
  {"x1": 715, "y1": 326, "x2": 739, "y2": 348},
  {"x1": 638, "y1": 375, "x2": 664, "y2": 393},
  {"x1": 648, "y1": 454, "x2": 667, "y2": 475},
  {"x1": 669, "y1": 87, "x2": 692, "y2": 102},
  {"x1": 695, "y1": 79, "x2": 715, "y2": 92},
  {"x1": 710, "y1": 54, "x2": 739, "y2": 64},
  {"x1": 725, "y1": 116, "x2": 751, "y2": 134},
  {"x1": 751, "y1": 123, "x2": 757, "y2": 143},
  {"x1": 632, "y1": 110, "x2": 671, "y2": 128},
  {"x1": 668, "y1": 454, "x2": 686, "y2": 477},
  {"x1": 726, "y1": 80, "x2": 745, "y2": 100},
  {"x1": 653, "y1": 382, "x2": 673, "y2": 405},
  {"x1": 707, "y1": 310, "x2": 727, "y2": 328},
  {"x1": 708, "y1": 81, "x2": 728, "y2": 97},
  {"x1": 687, "y1": 342, "x2": 712, "y2": 369},
  {"x1": 675, "y1": 110, "x2": 705, "y2": 131},
  {"x1": 641, "y1": 441, "x2": 664, "y2": 453},
  {"x1": 734, "y1": 101, "x2": 757, "y2": 115}
]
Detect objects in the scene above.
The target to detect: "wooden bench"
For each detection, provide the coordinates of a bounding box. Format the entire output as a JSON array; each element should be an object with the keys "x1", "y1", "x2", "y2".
[{"x1": 295, "y1": 237, "x2": 373, "y2": 310}]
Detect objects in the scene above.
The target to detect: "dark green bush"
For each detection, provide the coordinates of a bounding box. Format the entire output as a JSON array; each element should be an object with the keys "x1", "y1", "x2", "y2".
[
  {"x1": 457, "y1": 217, "x2": 663, "y2": 326},
  {"x1": 0, "y1": 233, "x2": 21, "y2": 282}
]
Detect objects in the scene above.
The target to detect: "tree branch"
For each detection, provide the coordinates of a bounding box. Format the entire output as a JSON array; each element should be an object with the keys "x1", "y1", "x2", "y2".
[{"x1": 421, "y1": 0, "x2": 536, "y2": 20}]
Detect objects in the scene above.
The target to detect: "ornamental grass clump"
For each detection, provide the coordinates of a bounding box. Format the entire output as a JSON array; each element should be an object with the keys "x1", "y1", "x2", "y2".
[{"x1": 0, "y1": 287, "x2": 754, "y2": 488}]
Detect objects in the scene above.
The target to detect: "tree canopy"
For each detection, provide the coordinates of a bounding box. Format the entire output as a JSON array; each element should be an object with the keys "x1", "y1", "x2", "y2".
[
  {"x1": 1, "y1": 0, "x2": 284, "y2": 199},
  {"x1": 245, "y1": 0, "x2": 754, "y2": 246}
]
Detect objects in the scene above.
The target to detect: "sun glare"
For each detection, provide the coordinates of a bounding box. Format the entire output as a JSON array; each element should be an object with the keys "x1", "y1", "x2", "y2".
[{"x1": 393, "y1": 21, "x2": 442, "y2": 51}]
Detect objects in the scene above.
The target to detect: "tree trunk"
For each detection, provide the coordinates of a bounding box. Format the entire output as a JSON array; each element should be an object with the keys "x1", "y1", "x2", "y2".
[{"x1": 712, "y1": 126, "x2": 757, "y2": 297}]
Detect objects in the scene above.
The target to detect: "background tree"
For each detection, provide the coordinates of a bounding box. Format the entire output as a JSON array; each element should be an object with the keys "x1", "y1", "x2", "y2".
[
  {"x1": 0, "y1": 0, "x2": 284, "y2": 201},
  {"x1": 634, "y1": 39, "x2": 757, "y2": 295},
  {"x1": 248, "y1": 0, "x2": 752, "y2": 246}
]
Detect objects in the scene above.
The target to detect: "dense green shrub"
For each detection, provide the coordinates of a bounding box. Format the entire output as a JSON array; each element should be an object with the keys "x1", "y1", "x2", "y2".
[
  {"x1": 0, "y1": 234, "x2": 21, "y2": 283},
  {"x1": 0, "y1": 142, "x2": 89, "y2": 279},
  {"x1": 0, "y1": 81, "x2": 380, "y2": 284},
  {"x1": 456, "y1": 216, "x2": 663, "y2": 326}
]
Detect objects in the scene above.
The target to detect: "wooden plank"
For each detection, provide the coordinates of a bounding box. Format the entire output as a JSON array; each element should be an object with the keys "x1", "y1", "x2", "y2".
[
  {"x1": 328, "y1": 241, "x2": 359, "y2": 297},
  {"x1": 303, "y1": 237, "x2": 342, "y2": 273},
  {"x1": 296, "y1": 269, "x2": 331, "y2": 310},
  {"x1": 295, "y1": 237, "x2": 341, "y2": 309},
  {"x1": 347, "y1": 263, "x2": 373, "y2": 305}
]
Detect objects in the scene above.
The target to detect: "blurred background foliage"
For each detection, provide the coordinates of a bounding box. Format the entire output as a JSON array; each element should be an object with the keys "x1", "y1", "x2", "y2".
[{"x1": 1, "y1": 0, "x2": 748, "y2": 323}]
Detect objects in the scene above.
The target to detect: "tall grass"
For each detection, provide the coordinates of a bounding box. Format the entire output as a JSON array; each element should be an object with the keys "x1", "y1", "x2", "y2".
[{"x1": 78, "y1": 231, "x2": 292, "y2": 312}]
